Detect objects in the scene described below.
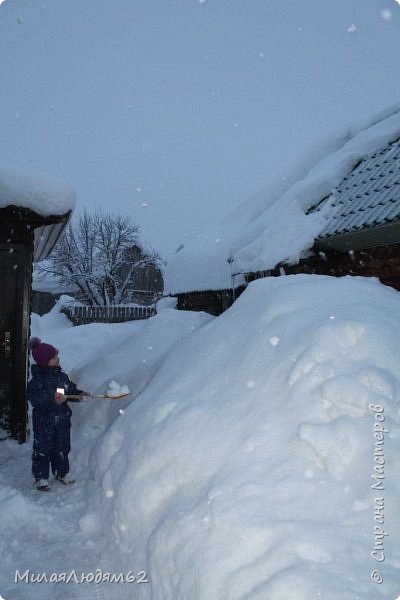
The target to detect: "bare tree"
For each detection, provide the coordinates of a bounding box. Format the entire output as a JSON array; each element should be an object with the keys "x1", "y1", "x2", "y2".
[{"x1": 39, "y1": 210, "x2": 162, "y2": 306}]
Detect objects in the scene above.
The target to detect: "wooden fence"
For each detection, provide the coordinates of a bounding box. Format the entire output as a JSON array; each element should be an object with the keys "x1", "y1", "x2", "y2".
[{"x1": 62, "y1": 304, "x2": 156, "y2": 325}]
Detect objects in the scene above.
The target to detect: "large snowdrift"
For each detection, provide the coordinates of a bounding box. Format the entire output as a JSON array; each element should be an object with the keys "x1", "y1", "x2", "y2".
[
  {"x1": 2, "y1": 275, "x2": 400, "y2": 600},
  {"x1": 81, "y1": 274, "x2": 400, "y2": 600}
]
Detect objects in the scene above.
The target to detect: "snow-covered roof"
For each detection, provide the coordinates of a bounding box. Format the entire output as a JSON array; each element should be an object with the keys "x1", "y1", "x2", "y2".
[
  {"x1": 314, "y1": 136, "x2": 400, "y2": 240},
  {"x1": 32, "y1": 267, "x2": 78, "y2": 294},
  {"x1": 165, "y1": 107, "x2": 400, "y2": 295},
  {"x1": 0, "y1": 166, "x2": 76, "y2": 217}
]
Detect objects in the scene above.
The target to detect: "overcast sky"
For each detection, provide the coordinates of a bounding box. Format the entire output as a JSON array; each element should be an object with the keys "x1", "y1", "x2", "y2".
[{"x1": 1, "y1": 0, "x2": 400, "y2": 259}]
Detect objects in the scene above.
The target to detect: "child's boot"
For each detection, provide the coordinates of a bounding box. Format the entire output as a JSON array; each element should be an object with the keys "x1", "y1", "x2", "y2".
[
  {"x1": 36, "y1": 479, "x2": 50, "y2": 491},
  {"x1": 55, "y1": 474, "x2": 75, "y2": 485}
]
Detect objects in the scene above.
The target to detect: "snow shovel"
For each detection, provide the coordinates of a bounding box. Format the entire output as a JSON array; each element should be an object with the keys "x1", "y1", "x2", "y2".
[
  {"x1": 90, "y1": 392, "x2": 130, "y2": 400},
  {"x1": 57, "y1": 389, "x2": 130, "y2": 401}
]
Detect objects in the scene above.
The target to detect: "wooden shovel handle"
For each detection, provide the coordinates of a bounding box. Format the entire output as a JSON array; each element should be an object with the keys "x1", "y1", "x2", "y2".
[
  {"x1": 93, "y1": 393, "x2": 130, "y2": 399},
  {"x1": 63, "y1": 393, "x2": 129, "y2": 400}
]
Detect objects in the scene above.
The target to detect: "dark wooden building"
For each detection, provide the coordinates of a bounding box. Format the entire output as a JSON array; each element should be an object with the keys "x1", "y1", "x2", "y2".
[
  {"x1": 247, "y1": 135, "x2": 400, "y2": 289},
  {"x1": 176, "y1": 287, "x2": 239, "y2": 316},
  {"x1": 0, "y1": 205, "x2": 70, "y2": 442}
]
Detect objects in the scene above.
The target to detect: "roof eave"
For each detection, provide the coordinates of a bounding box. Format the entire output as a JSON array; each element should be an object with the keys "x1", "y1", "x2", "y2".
[
  {"x1": 315, "y1": 219, "x2": 400, "y2": 252},
  {"x1": 33, "y1": 217, "x2": 71, "y2": 261}
]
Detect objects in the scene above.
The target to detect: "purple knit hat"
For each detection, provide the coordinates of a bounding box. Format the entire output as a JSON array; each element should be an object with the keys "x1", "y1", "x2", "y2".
[{"x1": 28, "y1": 337, "x2": 59, "y2": 367}]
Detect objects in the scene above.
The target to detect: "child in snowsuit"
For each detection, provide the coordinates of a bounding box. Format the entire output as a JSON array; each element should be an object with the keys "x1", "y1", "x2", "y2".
[{"x1": 27, "y1": 337, "x2": 87, "y2": 491}]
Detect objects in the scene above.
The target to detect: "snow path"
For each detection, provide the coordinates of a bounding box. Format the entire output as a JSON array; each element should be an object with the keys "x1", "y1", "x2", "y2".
[
  {"x1": 0, "y1": 440, "x2": 103, "y2": 599},
  {"x1": 0, "y1": 437, "x2": 146, "y2": 600}
]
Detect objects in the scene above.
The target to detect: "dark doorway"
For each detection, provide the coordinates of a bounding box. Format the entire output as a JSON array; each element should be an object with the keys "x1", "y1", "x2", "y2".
[
  {"x1": 0, "y1": 248, "x2": 19, "y2": 435},
  {"x1": 0, "y1": 243, "x2": 32, "y2": 442}
]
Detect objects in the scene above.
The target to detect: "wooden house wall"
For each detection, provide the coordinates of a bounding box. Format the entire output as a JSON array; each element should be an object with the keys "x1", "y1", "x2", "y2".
[
  {"x1": 31, "y1": 291, "x2": 60, "y2": 316},
  {"x1": 175, "y1": 241, "x2": 400, "y2": 318},
  {"x1": 0, "y1": 219, "x2": 34, "y2": 442},
  {"x1": 177, "y1": 287, "x2": 245, "y2": 316},
  {"x1": 246, "y1": 242, "x2": 400, "y2": 291}
]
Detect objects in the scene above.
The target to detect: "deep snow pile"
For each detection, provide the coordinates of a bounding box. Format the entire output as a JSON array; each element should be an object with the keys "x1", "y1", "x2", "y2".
[
  {"x1": 2, "y1": 275, "x2": 400, "y2": 600},
  {"x1": 83, "y1": 275, "x2": 400, "y2": 600}
]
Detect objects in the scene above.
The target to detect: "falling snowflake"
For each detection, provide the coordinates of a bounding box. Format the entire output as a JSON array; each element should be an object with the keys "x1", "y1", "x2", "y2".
[
  {"x1": 347, "y1": 24, "x2": 356, "y2": 32},
  {"x1": 270, "y1": 336, "x2": 280, "y2": 346},
  {"x1": 381, "y1": 8, "x2": 392, "y2": 20}
]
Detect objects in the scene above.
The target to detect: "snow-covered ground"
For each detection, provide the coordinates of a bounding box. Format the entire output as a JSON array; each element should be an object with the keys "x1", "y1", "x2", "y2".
[{"x1": 1, "y1": 274, "x2": 400, "y2": 599}]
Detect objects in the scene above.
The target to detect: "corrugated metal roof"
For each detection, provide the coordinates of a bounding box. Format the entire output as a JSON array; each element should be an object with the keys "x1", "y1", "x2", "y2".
[
  {"x1": 33, "y1": 220, "x2": 69, "y2": 262},
  {"x1": 315, "y1": 136, "x2": 400, "y2": 240}
]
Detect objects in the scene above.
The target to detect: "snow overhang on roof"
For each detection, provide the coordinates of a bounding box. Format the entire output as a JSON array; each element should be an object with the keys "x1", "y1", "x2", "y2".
[
  {"x1": 0, "y1": 166, "x2": 76, "y2": 217},
  {"x1": 0, "y1": 166, "x2": 75, "y2": 261},
  {"x1": 165, "y1": 107, "x2": 400, "y2": 295}
]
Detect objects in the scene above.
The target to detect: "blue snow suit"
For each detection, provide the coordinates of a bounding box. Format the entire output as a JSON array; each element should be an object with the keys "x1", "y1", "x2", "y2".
[{"x1": 27, "y1": 365, "x2": 82, "y2": 481}]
